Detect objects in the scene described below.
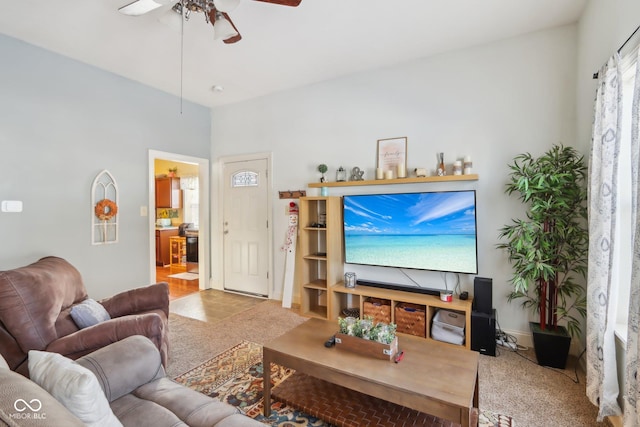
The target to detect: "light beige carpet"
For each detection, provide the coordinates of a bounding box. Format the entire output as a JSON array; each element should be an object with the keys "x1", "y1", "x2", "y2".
[
  {"x1": 477, "y1": 346, "x2": 601, "y2": 427},
  {"x1": 168, "y1": 300, "x2": 307, "y2": 378}
]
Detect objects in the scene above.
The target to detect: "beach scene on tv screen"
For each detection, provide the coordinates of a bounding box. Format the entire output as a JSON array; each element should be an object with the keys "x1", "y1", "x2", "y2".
[{"x1": 343, "y1": 191, "x2": 478, "y2": 274}]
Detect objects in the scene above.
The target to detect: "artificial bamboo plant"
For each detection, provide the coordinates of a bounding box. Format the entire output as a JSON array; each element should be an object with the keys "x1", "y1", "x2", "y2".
[{"x1": 497, "y1": 144, "x2": 588, "y2": 338}]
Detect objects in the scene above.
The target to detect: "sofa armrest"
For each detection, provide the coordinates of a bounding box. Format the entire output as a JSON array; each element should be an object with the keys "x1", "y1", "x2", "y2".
[
  {"x1": 99, "y1": 282, "x2": 169, "y2": 319},
  {"x1": 46, "y1": 313, "x2": 165, "y2": 360},
  {"x1": 76, "y1": 335, "x2": 165, "y2": 402}
]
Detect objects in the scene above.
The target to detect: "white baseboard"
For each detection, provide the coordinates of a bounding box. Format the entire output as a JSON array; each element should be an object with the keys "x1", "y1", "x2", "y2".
[
  {"x1": 501, "y1": 327, "x2": 584, "y2": 356},
  {"x1": 501, "y1": 328, "x2": 533, "y2": 349}
]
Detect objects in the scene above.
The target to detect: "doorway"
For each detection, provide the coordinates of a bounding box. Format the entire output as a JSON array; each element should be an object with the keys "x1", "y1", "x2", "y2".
[
  {"x1": 148, "y1": 150, "x2": 210, "y2": 297},
  {"x1": 221, "y1": 154, "x2": 272, "y2": 297}
]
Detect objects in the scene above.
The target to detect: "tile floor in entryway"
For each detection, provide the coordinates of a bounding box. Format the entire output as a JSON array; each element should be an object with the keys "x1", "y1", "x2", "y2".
[{"x1": 157, "y1": 265, "x2": 276, "y2": 322}]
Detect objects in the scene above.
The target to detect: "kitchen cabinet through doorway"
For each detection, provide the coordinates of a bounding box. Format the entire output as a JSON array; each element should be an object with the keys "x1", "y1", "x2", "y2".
[
  {"x1": 155, "y1": 177, "x2": 181, "y2": 208},
  {"x1": 156, "y1": 228, "x2": 178, "y2": 266}
]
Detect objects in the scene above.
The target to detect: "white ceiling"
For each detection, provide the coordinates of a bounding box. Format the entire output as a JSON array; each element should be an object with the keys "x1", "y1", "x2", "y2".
[{"x1": 0, "y1": 0, "x2": 587, "y2": 108}]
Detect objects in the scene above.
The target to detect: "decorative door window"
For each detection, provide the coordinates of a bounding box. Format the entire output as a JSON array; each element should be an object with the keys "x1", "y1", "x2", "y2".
[{"x1": 231, "y1": 171, "x2": 259, "y2": 187}]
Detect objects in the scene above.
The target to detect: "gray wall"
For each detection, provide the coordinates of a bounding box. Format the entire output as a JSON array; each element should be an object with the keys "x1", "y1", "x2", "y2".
[
  {"x1": 3, "y1": 0, "x2": 638, "y2": 340},
  {"x1": 0, "y1": 35, "x2": 211, "y2": 299},
  {"x1": 210, "y1": 24, "x2": 579, "y2": 339}
]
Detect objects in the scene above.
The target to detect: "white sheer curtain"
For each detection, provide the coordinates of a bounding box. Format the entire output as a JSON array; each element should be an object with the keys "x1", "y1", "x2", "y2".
[
  {"x1": 587, "y1": 46, "x2": 640, "y2": 425},
  {"x1": 587, "y1": 52, "x2": 623, "y2": 422},
  {"x1": 625, "y1": 46, "x2": 640, "y2": 427}
]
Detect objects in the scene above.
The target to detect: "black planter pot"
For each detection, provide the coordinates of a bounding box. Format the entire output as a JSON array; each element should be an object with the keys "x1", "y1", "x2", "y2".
[{"x1": 529, "y1": 322, "x2": 571, "y2": 369}]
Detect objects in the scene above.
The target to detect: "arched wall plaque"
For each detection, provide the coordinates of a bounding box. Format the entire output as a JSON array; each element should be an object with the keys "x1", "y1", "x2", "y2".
[{"x1": 91, "y1": 170, "x2": 119, "y2": 245}]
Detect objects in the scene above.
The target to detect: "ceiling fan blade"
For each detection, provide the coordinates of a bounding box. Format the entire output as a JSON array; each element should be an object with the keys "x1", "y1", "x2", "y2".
[
  {"x1": 252, "y1": 0, "x2": 301, "y2": 6},
  {"x1": 221, "y1": 12, "x2": 242, "y2": 44}
]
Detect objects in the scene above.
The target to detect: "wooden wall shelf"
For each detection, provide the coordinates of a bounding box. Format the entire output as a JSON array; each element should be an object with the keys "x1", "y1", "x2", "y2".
[{"x1": 308, "y1": 174, "x2": 478, "y2": 188}]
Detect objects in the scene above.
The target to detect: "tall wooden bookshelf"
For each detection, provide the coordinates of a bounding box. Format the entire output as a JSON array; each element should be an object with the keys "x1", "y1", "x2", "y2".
[{"x1": 296, "y1": 196, "x2": 344, "y2": 318}]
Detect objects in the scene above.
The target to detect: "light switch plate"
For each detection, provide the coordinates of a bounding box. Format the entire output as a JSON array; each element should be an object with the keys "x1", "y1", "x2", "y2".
[{"x1": 1, "y1": 200, "x2": 23, "y2": 212}]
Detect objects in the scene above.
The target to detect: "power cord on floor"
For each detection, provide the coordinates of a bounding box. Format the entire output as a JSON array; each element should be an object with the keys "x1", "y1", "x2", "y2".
[
  {"x1": 494, "y1": 315, "x2": 583, "y2": 383},
  {"x1": 512, "y1": 344, "x2": 585, "y2": 384},
  {"x1": 494, "y1": 316, "x2": 585, "y2": 384}
]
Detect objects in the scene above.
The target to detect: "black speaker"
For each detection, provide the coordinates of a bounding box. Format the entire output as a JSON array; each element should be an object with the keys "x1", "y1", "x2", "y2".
[
  {"x1": 471, "y1": 309, "x2": 496, "y2": 356},
  {"x1": 473, "y1": 277, "x2": 493, "y2": 314}
]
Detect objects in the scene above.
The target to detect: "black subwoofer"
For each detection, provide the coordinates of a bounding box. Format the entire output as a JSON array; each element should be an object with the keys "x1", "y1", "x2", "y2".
[{"x1": 471, "y1": 309, "x2": 496, "y2": 356}]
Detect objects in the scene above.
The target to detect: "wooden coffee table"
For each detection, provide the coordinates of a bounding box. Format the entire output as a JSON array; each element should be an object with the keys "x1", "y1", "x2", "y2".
[{"x1": 263, "y1": 318, "x2": 479, "y2": 427}]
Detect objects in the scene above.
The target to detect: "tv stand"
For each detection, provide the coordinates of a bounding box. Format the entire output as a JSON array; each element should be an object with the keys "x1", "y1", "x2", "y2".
[
  {"x1": 355, "y1": 280, "x2": 441, "y2": 297},
  {"x1": 330, "y1": 282, "x2": 473, "y2": 350}
]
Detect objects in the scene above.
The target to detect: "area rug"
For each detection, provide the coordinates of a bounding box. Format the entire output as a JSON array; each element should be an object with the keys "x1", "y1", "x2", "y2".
[
  {"x1": 168, "y1": 272, "x2": 199, "y2": 280},
  {"x1": 174, "y1": 341, "x2": 514, "y2": 427},
  {"x1": 174, "y1": 341, "x2": 326, "y2": 426}
]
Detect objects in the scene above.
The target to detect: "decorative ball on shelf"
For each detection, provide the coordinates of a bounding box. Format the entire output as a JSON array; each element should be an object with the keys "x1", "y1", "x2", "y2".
[{"x1": 317, "y1": 164, "x2": 328, "y2": 182}]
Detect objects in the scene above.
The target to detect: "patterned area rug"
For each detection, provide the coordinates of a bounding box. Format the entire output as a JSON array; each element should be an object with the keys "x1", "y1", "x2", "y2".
[{"x1": 174, "y1": 341, "x2": 514, "y2": 427}]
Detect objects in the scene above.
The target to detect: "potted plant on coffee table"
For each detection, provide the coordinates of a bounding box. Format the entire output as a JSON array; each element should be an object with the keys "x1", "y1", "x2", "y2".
[{"x1": 497, "y1": 144, "x2": 588, "y2": 368}]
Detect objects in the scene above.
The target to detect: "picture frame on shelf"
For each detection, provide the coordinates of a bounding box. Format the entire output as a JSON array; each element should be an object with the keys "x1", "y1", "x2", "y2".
[{"x1": 377, "y1": 137, "x2": 407, "y2": 173}]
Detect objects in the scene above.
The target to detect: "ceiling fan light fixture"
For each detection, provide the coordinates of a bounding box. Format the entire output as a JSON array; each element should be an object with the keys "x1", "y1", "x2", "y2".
[
  {"x1": 213, "y1": 13, "x2": 238, "y2": 40},
  {"x1": 213, "y1": 0, "x2": 241, "y2": 13}
]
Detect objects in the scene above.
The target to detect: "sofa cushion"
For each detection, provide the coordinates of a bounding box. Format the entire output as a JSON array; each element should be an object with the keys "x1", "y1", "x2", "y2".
[
  {"x1": 109, "y1": 393, "x2": 187, "y2": 427},
  {"x1": 133, "y1": 377, "x2": 240, "y2": 427},
  {"x1": 0, "y1": 368, "x2": 85, "y2": 427},
  {"x1": 70, "y1": 298, "x2": 111, "y2": 329},
  {"x1": 28, "y1": 350, "x2": 122, "y2": 427},
  {"x1": 0, "y1": 352, "x2": 8, "y2": 369}
]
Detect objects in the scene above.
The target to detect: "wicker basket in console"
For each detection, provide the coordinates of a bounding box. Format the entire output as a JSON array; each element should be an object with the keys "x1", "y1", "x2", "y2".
[
  {"x1": 363, "y1": 298, "x2": 391, "y2": 324},
  {"x1": 395, "y1": 302, "x2": 427, "y2": 337}
]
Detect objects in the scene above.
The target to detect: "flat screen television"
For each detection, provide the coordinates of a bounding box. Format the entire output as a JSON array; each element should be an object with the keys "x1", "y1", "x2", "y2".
[{"x1": 343, "y1": 190, "x2": 478, "y2": 274}]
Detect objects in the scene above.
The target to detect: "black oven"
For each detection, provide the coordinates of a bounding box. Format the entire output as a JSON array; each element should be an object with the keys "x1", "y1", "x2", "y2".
[{"x1": 185, "y1": 231, "x2": 198, "y2": 273}]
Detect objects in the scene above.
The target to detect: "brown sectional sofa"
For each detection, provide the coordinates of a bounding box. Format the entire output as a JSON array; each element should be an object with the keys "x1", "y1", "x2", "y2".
[{"x1": 0, "y1": 257, "x2": 263, "y2": 426}]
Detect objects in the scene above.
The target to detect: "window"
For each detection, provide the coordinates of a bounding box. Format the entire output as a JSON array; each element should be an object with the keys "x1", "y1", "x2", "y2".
[
  {"x1": 614, "y1": 59, "x2": 637, "y2": 342},
  {"x1": 232, "y1": 171, "x2": 258, "y2": 187},
  {"x1": 183, "y1": 189, "x2": 199, "y2": 228},
  {"x1": 180, "y1": 176, "x2": 199, "y2": 228}
]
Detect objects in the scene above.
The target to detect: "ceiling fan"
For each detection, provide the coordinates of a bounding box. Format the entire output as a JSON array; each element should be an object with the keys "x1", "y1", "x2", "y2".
[{"x1": 118, "y1": 0, "x2": 301, "y2": 44}]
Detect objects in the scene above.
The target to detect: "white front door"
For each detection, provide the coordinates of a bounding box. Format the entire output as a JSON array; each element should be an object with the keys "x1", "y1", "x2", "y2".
[{"x1": 222, "y1": 158, "x2": 269, "y2": 296}]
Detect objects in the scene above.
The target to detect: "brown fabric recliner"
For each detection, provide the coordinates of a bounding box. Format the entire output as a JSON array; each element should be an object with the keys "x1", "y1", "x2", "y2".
[{"x1": 0, "y1": 256, "x2": 169, "y2": 376}]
